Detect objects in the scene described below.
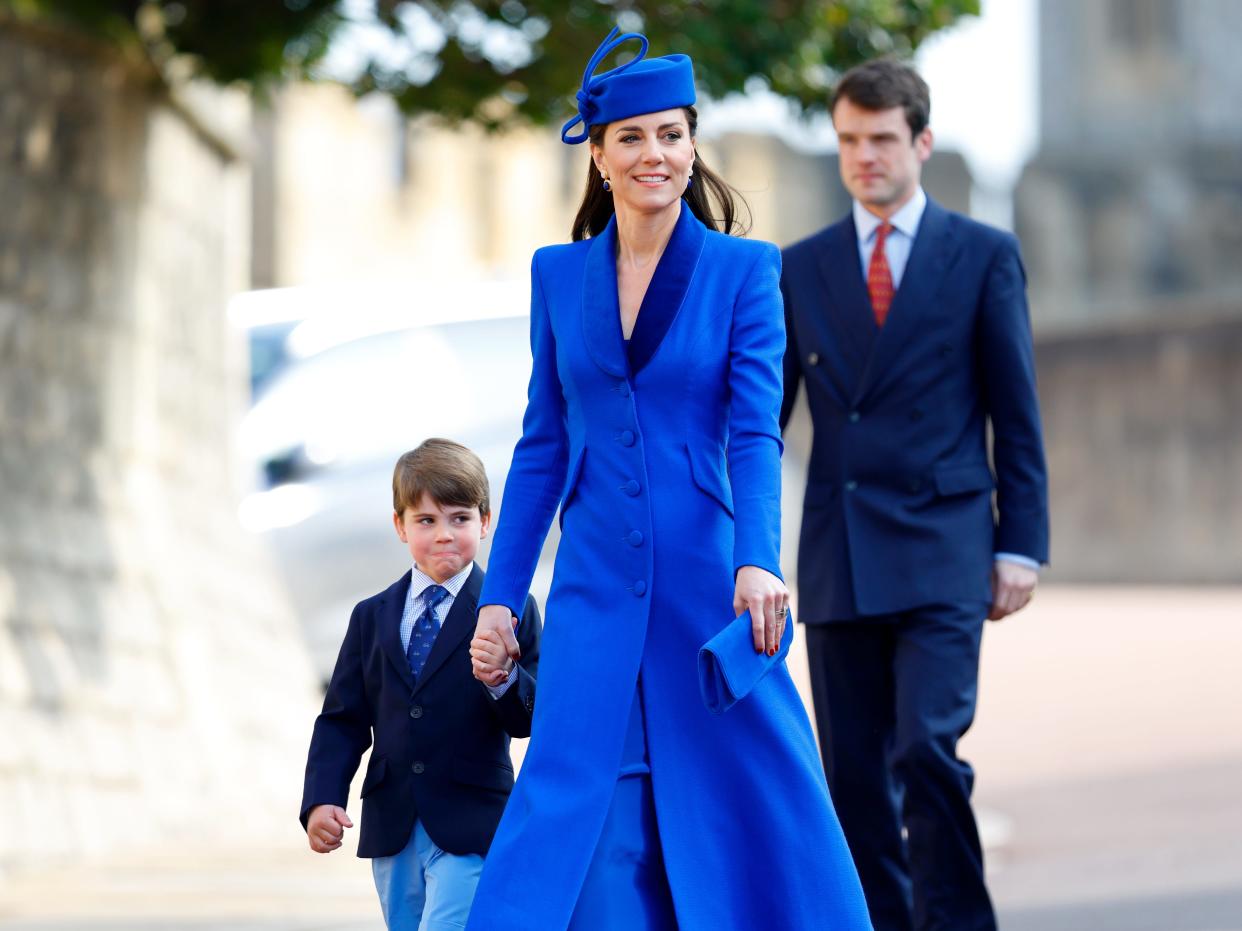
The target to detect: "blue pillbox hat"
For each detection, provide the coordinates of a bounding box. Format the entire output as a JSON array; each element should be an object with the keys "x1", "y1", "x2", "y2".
[{"x1": 561, "y1": 28, "x2": 697, "y2": 145}]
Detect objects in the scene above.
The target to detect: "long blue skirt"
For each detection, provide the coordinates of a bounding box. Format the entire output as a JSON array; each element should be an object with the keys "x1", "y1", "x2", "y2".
[{"x1": 566, "y1": 680, "x2": 678, "y2": 930}]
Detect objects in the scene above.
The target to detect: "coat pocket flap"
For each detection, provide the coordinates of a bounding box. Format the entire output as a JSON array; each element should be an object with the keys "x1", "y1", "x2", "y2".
[
  {"x1": 933, "y1": 464, "x2": 995, "y2": 496},
  {"x1": 685, "y1": 443, "x2": 734, "y2": 516},
  {"x1": 453, "y1": 756, "x2": 515, "y2": 792},
  {"x1": 360, "y1": 757, "x2": 387, "y2": 798}
]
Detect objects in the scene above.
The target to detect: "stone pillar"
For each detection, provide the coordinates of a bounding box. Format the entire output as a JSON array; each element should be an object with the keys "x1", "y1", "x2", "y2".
[{"x1": 0, "y1": 23, "x2": 320, "y2": 870}]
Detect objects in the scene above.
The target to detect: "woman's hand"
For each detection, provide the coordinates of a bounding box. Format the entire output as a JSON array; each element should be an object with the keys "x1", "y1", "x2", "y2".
[
  {"x1": 733, "y1": 565, "x2": 790, "y2": 656},
  {"x1": 473, "y1": 604, "x2": 520, "y2": 686}
]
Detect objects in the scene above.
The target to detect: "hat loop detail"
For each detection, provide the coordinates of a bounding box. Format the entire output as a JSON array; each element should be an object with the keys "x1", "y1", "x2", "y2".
[{"x1": 560, "y1": 27, "x2": 650, "y2": 145}]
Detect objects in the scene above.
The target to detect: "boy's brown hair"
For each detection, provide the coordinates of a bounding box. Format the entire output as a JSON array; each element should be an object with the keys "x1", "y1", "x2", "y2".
[{"x1": 392, "y1": 438, "x2": 490, "y2": 517}]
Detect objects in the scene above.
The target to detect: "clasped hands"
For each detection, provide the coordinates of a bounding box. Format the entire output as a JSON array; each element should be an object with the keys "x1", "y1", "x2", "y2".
[{"x1": 472, "y1": 604, "x2": 520, "y2": 686}]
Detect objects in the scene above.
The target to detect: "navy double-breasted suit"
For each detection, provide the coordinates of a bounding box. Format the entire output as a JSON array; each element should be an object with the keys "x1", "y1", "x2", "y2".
[
  {"x1": 300, "y1": 564, "x2": 540, "y2": 858},
  {"x1": 466, "y1": 204, "x2": 870, "y2": 931},
  {"x1": 781, "y1": 196, "x2": 1048, "y2": 931}
]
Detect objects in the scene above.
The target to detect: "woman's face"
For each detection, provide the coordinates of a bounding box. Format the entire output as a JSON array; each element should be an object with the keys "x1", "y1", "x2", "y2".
[{"x1": 591, "y1": 108, "x2": 695, "y2": 217}]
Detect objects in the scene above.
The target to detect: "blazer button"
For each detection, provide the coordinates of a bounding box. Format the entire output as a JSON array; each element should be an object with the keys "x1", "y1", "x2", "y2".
[
  {"x1": 409, "y1": 705, "x2": 423, "y2": 719},
  {"x1": 622, "y1": 480, "x2": 641, "y2": 496},
  {"x1": 627, "y1": 530, "x2": 644, "y2": 547},
  {"x1": 910, "y1": 408, "x2": 925, "y2": 422},
  {"x1": 411, "y1": 761, "x2": 425, "y2": 774},
  {"x1": 807, "y1": 351, "x2": 820, "y2": 366},
  {"x1": 845, "y1": 480, "x2": 859, "y2": 492},
  {"x1": 633, "y1": 580, "x2": 647, "y2": 596},
  {"x1": 907, "y1": 478, "x2": 923, "y2": 492},
  {"x1": 619, "y1": 430, "x2": 636, "y2": 447},
  {"x1": 848, "y1": 411, "x2": 860, "y2": 423}
]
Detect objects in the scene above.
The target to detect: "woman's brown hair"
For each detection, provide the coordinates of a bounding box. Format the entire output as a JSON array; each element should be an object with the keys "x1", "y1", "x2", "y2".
[{"x1": 570, "y1": 106, "x2": 751, "y2": 241}]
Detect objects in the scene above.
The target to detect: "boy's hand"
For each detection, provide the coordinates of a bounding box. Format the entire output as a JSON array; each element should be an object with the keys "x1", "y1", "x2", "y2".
[
  {"x1": 471, "y1": 629, "x2": 515, "y2": 687},
  {"x1": 307, "y1": 804, "x2": 353, "y2": 853}
]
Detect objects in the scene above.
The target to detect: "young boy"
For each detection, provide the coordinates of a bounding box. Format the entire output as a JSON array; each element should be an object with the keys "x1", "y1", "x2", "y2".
[{"x1": 300, "y1": 438, "x2": 540, "y2": 931}]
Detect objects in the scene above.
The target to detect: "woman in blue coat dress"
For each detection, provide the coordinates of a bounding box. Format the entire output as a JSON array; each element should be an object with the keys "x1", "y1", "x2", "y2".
[{"x1": 466, "y1": 29, "x2": 871, "y2": 931}]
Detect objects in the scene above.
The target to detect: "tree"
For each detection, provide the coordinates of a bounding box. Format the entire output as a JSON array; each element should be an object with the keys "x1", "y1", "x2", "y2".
[{"x1": 8, "y1": 0, "x2": 978, "y2": 130}]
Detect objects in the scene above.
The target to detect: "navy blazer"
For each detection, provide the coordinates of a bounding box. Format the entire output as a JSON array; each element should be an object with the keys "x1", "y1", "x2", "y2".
[
  {"x1": 781, "y1": 198, "x2": 1049, "y2": 620},
  {"x1": 300, "y1": 563, "x2": 540, "y2": 857}
]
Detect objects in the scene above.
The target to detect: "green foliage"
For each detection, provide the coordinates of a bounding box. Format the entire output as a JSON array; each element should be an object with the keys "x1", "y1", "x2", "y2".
[{"x1": 8, "y1": 0, "x2": 979, "y2": 129}]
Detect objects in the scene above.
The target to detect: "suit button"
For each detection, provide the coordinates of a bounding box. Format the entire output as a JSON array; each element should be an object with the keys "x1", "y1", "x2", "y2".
[
  {"x1": 411, "y1": 761, "x2": 425, "y2": 774},
  {"x1": 807, "y1": 351, "x2": 820, "y2": 366},
  {"x1": 848, "y1": 411, "x2": 860, "y2": 423},
  {"x1": 622, "y1": 480, "x2": 641, "y2": 496},
  {"x1": 633, "y1": 580, "x2": 647, "y2": 596},
  {"x1": 618, "y1": 382, "x2": 631, "y2": 397},
  {"x1": 627, "y1": 530, "x2": 644, "y2": 547},
  {"x1": 845, "y1": 480, "x2": 858, "y2": 492},
  {"x1": 940, "y1": 343, "x2": 952, "y2": 356},
  {"x1": 910, "y1": 408, "x2": 924, "y2": 422},
  {"x1": 409, "y1": 705, "x2": 423, "y2": 719},
  {"x1": 907, "y1": 478, "x2": 923, "y2": 492},
  {"x1": 619, "y1": 430, "x2": 636, "y2": 446}
]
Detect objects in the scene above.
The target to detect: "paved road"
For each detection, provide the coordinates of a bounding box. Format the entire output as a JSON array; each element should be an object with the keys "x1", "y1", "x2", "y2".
[{"x1": 2, "y1": 586, "x2": 1240, "y2": 929}]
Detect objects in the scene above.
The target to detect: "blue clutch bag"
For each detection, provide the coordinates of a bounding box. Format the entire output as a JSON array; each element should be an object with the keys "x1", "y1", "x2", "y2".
[{"x1": 697, "y1": 606, "x2": 794, "y2": 714}]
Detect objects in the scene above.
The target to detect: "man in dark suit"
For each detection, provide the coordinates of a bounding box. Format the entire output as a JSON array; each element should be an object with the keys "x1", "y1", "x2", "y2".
[{"x1": 780, "y1": 60, "x2": 1049, "y2": 931}]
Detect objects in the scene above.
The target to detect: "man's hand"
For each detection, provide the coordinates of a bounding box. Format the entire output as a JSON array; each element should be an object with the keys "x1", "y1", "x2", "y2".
[
  {"x1": 989, "y1": 560, "x2": 1039, "y2": 621},
  {"x1": 734, "y1": 565, "x2": 790, "y2": 656},
  {"x1": 307, "y1": 804, "x2": 353, "y2": 853},
  {"x1": 471, "y1": 629, "x2": 516, "y2": 687},
  {"x1": 473, "y1": 604, "x2": 519, "y2": 685}
]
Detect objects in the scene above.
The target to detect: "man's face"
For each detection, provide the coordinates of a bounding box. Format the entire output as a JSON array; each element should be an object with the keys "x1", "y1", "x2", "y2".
[{"x1": 833, "y1": 98, "x2": 932, "y2": 215}]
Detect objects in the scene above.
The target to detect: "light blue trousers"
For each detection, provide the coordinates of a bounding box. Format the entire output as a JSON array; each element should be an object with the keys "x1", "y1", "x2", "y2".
[{"x1": 372, "y1": 819, "x2": 484, "y2": 931}]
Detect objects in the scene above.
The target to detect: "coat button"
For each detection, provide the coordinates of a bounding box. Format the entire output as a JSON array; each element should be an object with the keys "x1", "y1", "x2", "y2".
[
  {"x1": 411, "y1": 761, "x2": 425, "y2": 774},
  {"x1": 618, "y1": 382, "x2": 631, "y2": 397},
  {"x1": 845, "y1": 480, "x2": 858, "y2": 492},
  {"x1": 622, "y1": 480, "x2": 641, "y2": 496},
  {"x1": 633, "y1": 580, "x2": 647, "y2": 596},
  {"x1": 627, "y1": 530, "x2": 644, "y2": 547},
  {"x1": 409, "y1": 705, "x2": 423, "y2": 719},
  {"x1": 619, "y1": 430, "x2": 636, "y2": 446},
  {"x1": 848, "y1": 411, "x2": 860, "y2": 423},
  {"x1": 807, "y1": 351, "x2": 820, "y2": 366}
]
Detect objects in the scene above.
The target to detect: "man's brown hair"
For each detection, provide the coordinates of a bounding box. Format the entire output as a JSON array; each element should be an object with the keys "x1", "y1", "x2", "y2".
[
  {"x1": 831, "y1": 58, "x2": 931, "y2": 139},
  {"x1": 392, "y1": 438, "x2": 490, "y2": 517}
]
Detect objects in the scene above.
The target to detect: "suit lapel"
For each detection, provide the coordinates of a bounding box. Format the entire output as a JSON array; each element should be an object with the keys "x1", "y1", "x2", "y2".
[
  {"x1": 852, "y1": 199, "x2": 953, "y2": 406},
  {"x1": 581, "y1": 217, "x2": 628, "y2": 378},
  {"x1": 381, "y1": 571, "x2": 416, "y2": 691},
  {"x1": 812, "y1": 220, "x2": 875, "y2": 401},
  {"x1": 413, "y1": 563, "x2": 483, "y2": 694},
  {"x1": 626, "y1": 202, "x2": 707, "y2": 374}
]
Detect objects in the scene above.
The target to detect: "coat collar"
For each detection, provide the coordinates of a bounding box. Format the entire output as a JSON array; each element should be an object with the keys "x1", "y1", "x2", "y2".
[{"x1": 582, "y1": 201, "x2": 707, "y2": 378}]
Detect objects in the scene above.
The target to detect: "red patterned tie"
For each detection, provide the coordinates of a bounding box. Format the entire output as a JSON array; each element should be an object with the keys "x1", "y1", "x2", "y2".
[{"x1": 868, "y1": 222, "x2": 894, "y2": 327}]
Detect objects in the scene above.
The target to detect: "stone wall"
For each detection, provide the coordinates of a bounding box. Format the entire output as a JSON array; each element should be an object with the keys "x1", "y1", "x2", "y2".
[
  {"x1": 1037, "y1": 313, "x2": 1242, "y2": 583},
  {"x1": 0, "y1": 23, "x2": 320, "y2": 871}
]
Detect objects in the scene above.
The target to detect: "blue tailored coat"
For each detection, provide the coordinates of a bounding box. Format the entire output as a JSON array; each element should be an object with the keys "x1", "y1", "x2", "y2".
[
  {"x1": 780, "y1": 198, "x2": 1050, "y2": 620},
  {"x1": 300, "y1": 564, "x2": 541, "y2": 858},
  {"x1": 467, "y1": 204, "x2": 871, "y2": 931}
]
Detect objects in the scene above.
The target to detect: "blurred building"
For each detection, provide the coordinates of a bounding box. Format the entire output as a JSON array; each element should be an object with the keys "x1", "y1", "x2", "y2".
[
  {"x1": 1017, "y1": 0, "x2": 1242, "y2": 581},
  {"x1": 0, "y1": 21, "x2": 321, "y2": 872}
]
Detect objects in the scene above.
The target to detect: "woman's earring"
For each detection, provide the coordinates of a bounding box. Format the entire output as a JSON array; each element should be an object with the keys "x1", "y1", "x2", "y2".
[
  {"x1": 602, "y1": 174, "x2": 612, "y2": 192},
  {"x1": 686, "y1": 169, "x2": 693, "y2": 190}
]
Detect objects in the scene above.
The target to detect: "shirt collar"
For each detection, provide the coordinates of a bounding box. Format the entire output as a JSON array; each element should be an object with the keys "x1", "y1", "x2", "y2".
[
  {"x1": 853, "y1": 186, "x2": 927, "y2": 242},
  {"x1": 408, "y1": 562, "x2": 473, "y2": 603}
]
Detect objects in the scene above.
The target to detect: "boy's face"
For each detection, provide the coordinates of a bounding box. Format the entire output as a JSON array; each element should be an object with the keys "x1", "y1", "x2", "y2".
[{"x1": 393, "y1": 493, "x2": 489, "y2": 584}]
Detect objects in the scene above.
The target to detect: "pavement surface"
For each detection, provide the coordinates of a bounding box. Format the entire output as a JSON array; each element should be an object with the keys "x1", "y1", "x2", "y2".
[{"x1": 2, "y1": 585, "x2": 1240, "y2": 930}]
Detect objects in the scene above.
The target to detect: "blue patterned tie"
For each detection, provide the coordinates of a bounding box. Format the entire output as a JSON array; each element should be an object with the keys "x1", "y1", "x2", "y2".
[{"x1": 406, "y1": 584, "x2": 449, "y2": 681}]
